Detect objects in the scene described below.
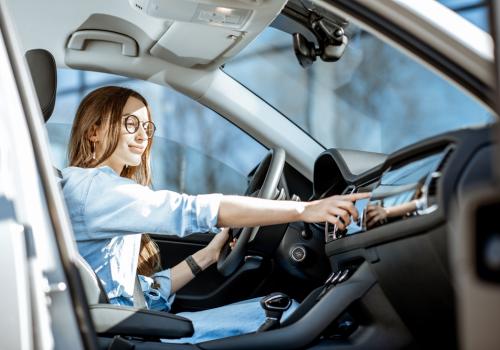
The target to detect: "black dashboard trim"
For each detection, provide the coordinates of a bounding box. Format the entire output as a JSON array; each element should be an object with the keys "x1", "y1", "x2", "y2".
[{"x1": 325, "y1": 208, "x2": 445, "y2": 257}]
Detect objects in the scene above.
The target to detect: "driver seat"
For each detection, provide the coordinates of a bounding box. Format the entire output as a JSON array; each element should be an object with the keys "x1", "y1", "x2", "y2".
[
  {"x1": 25, "y1": 48, "x2": 153, "y2": 309},
  {"x1": 25, "y1": 48, "x2": 112, "y2": 305},
  {"x1": 25, "y1": 48, "x2": 195, "y2": 340},
  {"x1": 25, "y1": 47, "x2": 155, "y2": 306}
]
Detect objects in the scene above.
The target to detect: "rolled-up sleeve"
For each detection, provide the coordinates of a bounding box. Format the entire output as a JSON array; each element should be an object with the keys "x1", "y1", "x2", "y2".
[
  {"x1": 138, "y1": 270, "x2": 176, "y2": 311},
  {"x1": 84, "y1": 170, "x2": 222, "y2": 239}
]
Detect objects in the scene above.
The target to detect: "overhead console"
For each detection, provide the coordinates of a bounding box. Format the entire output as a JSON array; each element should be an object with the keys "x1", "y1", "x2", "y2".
[
  {"x1": 128, "y1": 0, "x2": 288, "y2": 67},
  {"x1": 63, "y1": 0, "x2": 288, "y2": 75}
]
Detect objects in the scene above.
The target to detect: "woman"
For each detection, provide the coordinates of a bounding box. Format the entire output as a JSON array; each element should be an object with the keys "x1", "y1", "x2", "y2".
[{"x1": 61, "y1": 86, "x2": 368, "y2": 343}]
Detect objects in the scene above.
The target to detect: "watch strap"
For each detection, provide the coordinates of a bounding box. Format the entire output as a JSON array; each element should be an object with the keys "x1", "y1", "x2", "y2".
[{"x1": 185, "y1": 255, "x2": 202, "y2": 276}]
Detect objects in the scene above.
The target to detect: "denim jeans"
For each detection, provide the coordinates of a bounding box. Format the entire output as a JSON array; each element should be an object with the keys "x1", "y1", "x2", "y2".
[{"x1": 165, "y1": 297, "x2": 299, "y2": 344}]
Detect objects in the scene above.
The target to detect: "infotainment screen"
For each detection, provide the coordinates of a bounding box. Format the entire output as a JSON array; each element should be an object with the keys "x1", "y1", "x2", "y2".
[
  {"x1": 325, "y1": 148, "x2": 450, "y2": 242},
  {"x1": 345, "y1": 197, "x2": 370, "y2": 235},
  {"x1": 371, "y1": 152, "x2": 446, "y2": 208}
]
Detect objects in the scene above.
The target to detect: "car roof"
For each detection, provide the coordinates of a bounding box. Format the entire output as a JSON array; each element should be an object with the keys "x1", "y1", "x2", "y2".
[{"x1": 4, "y1": 0, "x2": 494, "y2": 106}]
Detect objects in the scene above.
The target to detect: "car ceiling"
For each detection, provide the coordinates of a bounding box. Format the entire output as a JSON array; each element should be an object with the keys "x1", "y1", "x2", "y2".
[
  {"x1": 6, "y1": 0, "x2": 495, "y2": 104},
  {"x1": 5, "y1": 0, "x2": 290, "y2": 98}
]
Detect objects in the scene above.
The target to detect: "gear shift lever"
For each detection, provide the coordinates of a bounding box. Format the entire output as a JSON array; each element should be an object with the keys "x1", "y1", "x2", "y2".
[{"x1": 258, "y1": 292, "x2": 292, "y2": 332}]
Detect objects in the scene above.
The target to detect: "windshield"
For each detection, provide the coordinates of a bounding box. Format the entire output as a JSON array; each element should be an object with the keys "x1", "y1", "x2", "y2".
[{"x1": 224, "y1": 23, "x2": 493, "y2": 154}]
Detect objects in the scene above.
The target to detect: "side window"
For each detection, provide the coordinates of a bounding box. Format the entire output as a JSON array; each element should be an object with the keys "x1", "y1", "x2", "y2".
[{"x1": 47, "y1": 69, "x2": 267, "y2": 195}]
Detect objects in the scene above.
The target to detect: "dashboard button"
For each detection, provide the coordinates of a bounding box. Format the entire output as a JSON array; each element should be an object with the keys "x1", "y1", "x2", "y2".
[
  {"x1": 325, "y1": 270, "x2": 343, "y2": 285},
  {"x1": 338, "y1": 269, "x2": 350, "y2": 283},
  {"x1": 290, "y1": 246, "x2": 306, "y2": 262}
]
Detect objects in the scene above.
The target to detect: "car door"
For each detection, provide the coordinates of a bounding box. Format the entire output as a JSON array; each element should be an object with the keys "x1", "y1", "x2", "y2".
[{"x1": 0, "y1": 4, "x2": 96, "y2": 350}]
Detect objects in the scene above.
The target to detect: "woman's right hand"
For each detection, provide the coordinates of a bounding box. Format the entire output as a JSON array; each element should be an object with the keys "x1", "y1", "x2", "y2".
[{"x1": 301, "y1": 193, "x2": 371, "y2": 230}]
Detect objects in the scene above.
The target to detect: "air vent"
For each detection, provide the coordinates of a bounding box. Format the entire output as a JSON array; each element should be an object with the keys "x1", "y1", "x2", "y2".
[
  {"x1": 427, "y1": 171, "x2": 442, "y2": 198},
  {"x1": 425, "y1": 146, "x2": 453, "y2": 205}
]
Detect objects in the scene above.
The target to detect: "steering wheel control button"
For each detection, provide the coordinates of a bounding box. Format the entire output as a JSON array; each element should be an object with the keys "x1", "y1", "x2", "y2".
[
  {"x1": 290, "y1": 245, "x2": 306, "y2": 263},
  {"x1": 337, "y1": 269, "x2": 350, "y2": 283}
]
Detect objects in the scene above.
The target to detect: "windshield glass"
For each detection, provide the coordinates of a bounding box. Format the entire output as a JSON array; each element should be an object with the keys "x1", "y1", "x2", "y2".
[{"x1": 224, "y1": 23, "x2": 493, "y2": 154}]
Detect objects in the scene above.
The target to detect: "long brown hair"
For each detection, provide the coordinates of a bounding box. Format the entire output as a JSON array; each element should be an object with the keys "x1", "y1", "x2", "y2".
[{"x1": 68, "y1": 86, "x2": 161, "y2": 276}]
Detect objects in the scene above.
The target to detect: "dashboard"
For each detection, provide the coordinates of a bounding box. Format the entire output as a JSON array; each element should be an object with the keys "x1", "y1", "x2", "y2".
[
  {"x1": 248, "y1": 125, "x2": 495, "y2": 349},
  {"x1": 295, "y1": 125, "x2": 495, "y2": 348},
  {"x1": 321, "y1": 146, "x2": 453, "y2": 242},
  {"x1": 309, "y1": 126, "x2": 493, "y2": 249}
]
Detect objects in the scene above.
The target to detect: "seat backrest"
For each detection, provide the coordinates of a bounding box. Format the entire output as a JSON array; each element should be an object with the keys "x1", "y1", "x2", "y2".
[
  {"x1": 25, "y1": 49, "x2": 147, "y2": 309},
  {"x1": 25, "y1": 49, "x2": 57, "y2": 122},
  {"x1": 25, "y1": 48, "x2": 107, "y2": 304},
  {"x1": 75, "y1": 255, "x2": 109, "y2": 304}
]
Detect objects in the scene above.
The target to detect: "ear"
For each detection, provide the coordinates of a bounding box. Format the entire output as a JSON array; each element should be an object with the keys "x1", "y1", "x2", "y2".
[{"x1": 87, "y1": 124, "x2": 100, "y2": 142}]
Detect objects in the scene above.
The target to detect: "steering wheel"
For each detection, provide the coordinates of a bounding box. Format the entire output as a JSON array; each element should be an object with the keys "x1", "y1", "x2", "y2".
[{"x1": 217, "y1": 148, "x2": 286, "y2": 276}]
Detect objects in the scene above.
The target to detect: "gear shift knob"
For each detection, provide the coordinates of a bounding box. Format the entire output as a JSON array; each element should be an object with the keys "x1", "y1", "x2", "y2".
[
  {"x1": 258, "y1": 292, "x2": 292, "y2": 332},
  {"x1": 261, "y1": 292, "x2": 292, "y2": 314}
]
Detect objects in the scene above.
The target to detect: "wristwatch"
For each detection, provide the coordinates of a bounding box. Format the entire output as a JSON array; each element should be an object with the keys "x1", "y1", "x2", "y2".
[{"x1": 185, "y1": 255, "x2": 202, "y2": 276}]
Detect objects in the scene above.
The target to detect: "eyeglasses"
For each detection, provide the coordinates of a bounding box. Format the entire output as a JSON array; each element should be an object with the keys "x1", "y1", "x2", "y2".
[{"x1": 123, "y1": 114, "x2": 156, "y2": 139}]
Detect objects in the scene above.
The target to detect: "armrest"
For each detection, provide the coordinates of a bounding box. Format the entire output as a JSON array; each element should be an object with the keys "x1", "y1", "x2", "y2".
[{"x1": 89, "y1": 304, "x2": 194, "y2": 339}]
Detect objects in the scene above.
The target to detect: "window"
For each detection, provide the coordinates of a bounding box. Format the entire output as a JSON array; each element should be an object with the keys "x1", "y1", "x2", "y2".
[
  {"x1": 224, "y1": 26, "x2": 493, "y2": 154},
  {"x1": 47, "y1": 70, "x2": 267, "y2": 195}
]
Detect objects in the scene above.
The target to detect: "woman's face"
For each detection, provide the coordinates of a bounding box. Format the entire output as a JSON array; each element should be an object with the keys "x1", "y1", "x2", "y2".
[{"x1": 96, "y1": 96, "x2": 150, "y2": 172}]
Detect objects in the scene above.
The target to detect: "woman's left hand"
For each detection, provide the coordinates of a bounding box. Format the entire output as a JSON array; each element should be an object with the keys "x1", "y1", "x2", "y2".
[{"x1": 205, "y1": 228, "x2": 231, "y2": 263}]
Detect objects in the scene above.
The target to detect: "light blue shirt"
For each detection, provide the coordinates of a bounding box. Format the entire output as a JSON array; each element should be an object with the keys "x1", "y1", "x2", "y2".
[{"x1": 60, "y1": 166, "x2": 222, "y2": 311}]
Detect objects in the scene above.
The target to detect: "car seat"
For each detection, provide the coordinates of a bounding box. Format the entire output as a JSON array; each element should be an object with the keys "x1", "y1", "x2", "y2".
[
  {"x1": 25, "y1": 49, "x2": 194, "y2": 340},
  {"x1": 25, "y1": 48, "x2": 111, "y2": 305}
]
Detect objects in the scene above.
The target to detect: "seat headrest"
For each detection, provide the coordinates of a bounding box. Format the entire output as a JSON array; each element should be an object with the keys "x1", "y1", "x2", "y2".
[{"x1": 25, "y1": 49, "x2": 57, "y2": 122}]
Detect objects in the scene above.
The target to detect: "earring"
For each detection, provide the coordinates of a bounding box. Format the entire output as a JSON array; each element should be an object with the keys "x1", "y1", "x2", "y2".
[{"x1": 91, "y1": 141, "x2": 96, "y2": 160}]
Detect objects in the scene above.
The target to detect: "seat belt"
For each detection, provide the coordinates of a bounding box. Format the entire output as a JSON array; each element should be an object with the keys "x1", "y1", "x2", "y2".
[{"x1": 133, "y1": 275, "x2": 147, "y2": 309}]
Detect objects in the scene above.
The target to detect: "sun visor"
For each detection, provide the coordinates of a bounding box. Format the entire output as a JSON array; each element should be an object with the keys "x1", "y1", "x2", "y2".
[{"x1": 149, "y1": 22, "x2": 243, "y2": 67}]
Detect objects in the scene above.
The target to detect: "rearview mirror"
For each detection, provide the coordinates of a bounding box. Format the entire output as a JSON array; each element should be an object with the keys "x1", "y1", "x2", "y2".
[
  {"x1": 293, "y1": 33, "x2": 317, "y2": 68},
  {"x1": 293, "y1": 31, "x2": 348, "y2": 68}
]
